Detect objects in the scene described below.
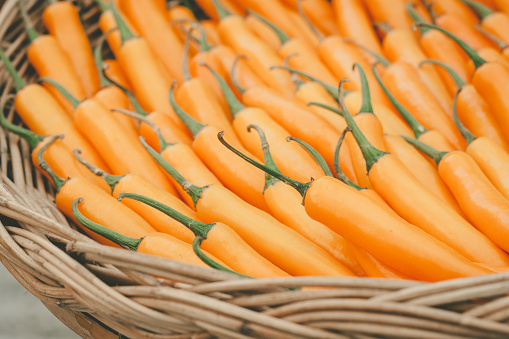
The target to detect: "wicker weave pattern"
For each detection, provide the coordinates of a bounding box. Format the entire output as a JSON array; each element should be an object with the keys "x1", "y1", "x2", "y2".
[{"x1": 2, "y1": 0, "x2": 509, "y2": 338}]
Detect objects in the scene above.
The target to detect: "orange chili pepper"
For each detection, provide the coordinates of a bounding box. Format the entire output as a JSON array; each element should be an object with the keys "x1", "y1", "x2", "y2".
[
  {"x1": 244, "y1": 13, "x2": 281, "y2": 52},
  {"x1": 364, "y1": 0, "x2": 415, "y2": 31},
  {"x1": 432, "y1": 0, "x2": 480, "y2": 27},
  {"x1": 436, "y1": 13, "x2": 496, "y2": 50},
  {"x1": 350, "y1": 246, "x2": 415, "y2": 279},
  {"x1": 194, "y1": 0, "x2": 244, "y2": 21},
  {"x1": 284, "y1": 0, "x2": 339, "y2": 36},
  {"x1": 198, "y1": 20, "x2": 221, "y2": 46}
]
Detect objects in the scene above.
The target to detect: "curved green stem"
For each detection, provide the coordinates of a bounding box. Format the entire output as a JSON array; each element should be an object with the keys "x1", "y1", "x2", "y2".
[
  {"x1": 94, "y1": 29, "x2": 115, "y2": 89},
  {"x1": 452, "y1": 90, "x2": 477, "y2": 146},
  {"x1": 282, "y1": 53, "x2": 306, "y2": 89},
  {"x1": 269, "y1": 65, "x2": 339, "y2": 100},
  {"x1": 475, "y1": 24, "x2": 508, "y2": 49},
  {"x1": 73, "y1": 149, "x2": 123, "y2": 193},
  {"x1": 111, "y1": 0, "x2": 135, "y2": 44},
  {"x1": 72, "y1": 198, "x2": 142, "y2": 251},
  {"x1": 334, "y1": 127, "x2": 362, "y2": 190},
  {"x1": 307, "y1": 102, "x2": 343, "y2": 117},
  {"x1": 0, "y1": 47, "x2": 27, "y2": 91},
  {"x1": 296, "y1": 0, "x2": 324, "y2": 41},
  {"x1": 401, "y1": 136, "x2": 447, "y2": 166},
  {"x1": 247, "y1": 10, "x2": 289, "y2": 45},
  {"x1": 247, "y1": 125, "x2": 282, "y2": 191},
  {"x1": 343, "y1": 39, "x2": 391, "y2": 67},
  {"x1": 338, "y1": 79, "x2": 388, "y2": 172},
  {"x1": 102, "y1": 68, "x2": 148, "y2": 116},
  {"x1": 287, "y1": 136, "x2": 333, "y2": 177},
  {"x1": 37, "y1": 135, "x2": 67, "y2": 192},
  {"x1": 211, "y1": 0, "x2": 231, "y2": 20},
  {"x1": 371, "y1": 63, "x2": 428, "y2": 138},
  {"x1": 419, "y1": 59, "x2": 467, "y2": 88},
  {"x1": 414, "y1": 22, "x2": 486, "y2": 69},
  {"x1": 139, "y1": 136, "x2": 205, "y2": 209},
  {"x1": 38, "y1": 77, "x2": 80, "y2": 109},
  {"x1": 217, "y1": 131, "x2": 311, "y2": 197},
  {"x1": 18, "y1": 0, "x2": 39, "y2": 42},
  {"x1": 460, "y1": 0, "x2": 493, "y2": 20},
  {"x1": 230, "y1": 55, "x2": 247, "y2": 95},
  {"x1": 0, "y1": 95, "x2": 43, "y2": 149},
  {"x1": 200, "y1": 61, "x2": 245, "y2": 118},
  {"x1": 354, "y1": 63, "x2": 373, "y2": 114},
  {"x1": 195, "y1": 22, "x2": 212, "y2": 52},
  {"x1": 407, "y1": 3, "x2": 429, "y2": 35},
  {"x1": 168, "y1": 82, "x2": 205, "y2": 137}
]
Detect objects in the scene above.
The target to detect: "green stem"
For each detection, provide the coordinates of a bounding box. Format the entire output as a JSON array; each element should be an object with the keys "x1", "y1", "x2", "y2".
[
  {"x1": 343, "y1": 39, "x2": 391, "y2": 67},
  {"x1": 247, "y1": 10, "x2": 290, "y2": 45},
  {"x1": 414, "y1": 22, "x2": 486, "y2": 69},
  {"x1": 374, "y1": 22, "x2": 393, "y2": 35},
  {"x1": 401, "y1": 136, "x2": 447, "y2": 166},
  {"x1": 211, "y1": 0, "x2": 231, "y2": 20},
  {"x1": 269, "y1": 65, "x2": 339, "y2": 100},
  {"x1": 0, "y1": 47, "x2": 27, "y2": 91},
  {"x1": 168, "y1": 82, "x2": 205, "y2": 137},
  {"x1": 139, "y1": 136, "x2": 205, "y2": 209},
  {"x1": 102, "y1": 69, "x2": 148, "y2": 116},
  {"x1": 0, "y1": 95, "x2": 43, "y2": 149},
  {"x1": 338, "y1": 79, "x2": 388, "y2": 172},
  {"x1": 287, "y1": 136, "x2": 333, "y2": 177},
  {"x1": 460, "y1": 0, "x2": 493, "y2": 20},
  {"x1": 37, "y1": 135, "x2": 67, "y2": 192},
  {"x1": 452, "y1": 90, "x2": 477, "y2": 146},
  {"x1": 475, "y1": 24, "x2": 508, "y2": 49},
  {"x1": 296, "y1": 0, "x2": 324, "y2": 41},
  {"x1": 282, "y1": 53, "x2": 306, "y2": 90},
  {"x1": 217, "y1": 131, "x2": 311, "y2": 197},
  {"x1": 307, "y1": 102, "x2": 344, "y2": 117},
  {"x1": 111, "y1": 0, "x2": 135, "y2": 44},
  {"x1": 38, "y1": 77, "x2": 80, "y2": 109},
  {"x1": 247, "y1": 125, "x2": 282, "y2": 191},
  {"x1": 371, "y1": 63, "x2": 428, "y2": 138},
  {"x1": 199, "y1": 61, "x2": 245, "y2": 118},
  {"x1": 18, "y1": 0, "x2": 39, "y2": 42},
  {"x1": 230, "y1": 55, "x2": 247, "y2": 95},
  {"x1": 406, "y1": 3, "x2": 430, "y2": 35},
  {"x1": 73, "y1": 149, "x2": 123, "y2": 193},
  {"x1": 72, "y1": 198, "x2": 141, "y2": 251},
  {"x1": 334, "y1": 127, "x2": 362, "y2": 190},
  {"x1": 113, "y1": 108, "x2": 174, "y2": 151},
  {"x1": 354, "y1": 63, "x2": 374, "y2": 114},
  {"x1": 93, "y1": 0, "x2": 109, "y2": 12},
  {"x1": 195, "y1": 23, "x2": 212, "y2": 52},
  {"x1": 182, "y1": 26, "x2": 193, "y2": 82},
  {"x1": 94, "y1": 29, "x2": 114, "y2": 89},
  {"x1": 419, "y1": 59, "x2": 467, "y2": 88}
]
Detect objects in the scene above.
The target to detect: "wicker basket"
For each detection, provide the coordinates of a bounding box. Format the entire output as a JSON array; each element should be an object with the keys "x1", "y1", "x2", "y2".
[{"x1": 3, "y1": 0, "x2": 509, "y2": 338}]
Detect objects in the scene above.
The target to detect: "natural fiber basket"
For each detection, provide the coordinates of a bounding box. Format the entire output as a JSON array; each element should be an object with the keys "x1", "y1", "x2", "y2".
[{"x1": 3, "y1": 0, "x2": 509, "y2": 338}]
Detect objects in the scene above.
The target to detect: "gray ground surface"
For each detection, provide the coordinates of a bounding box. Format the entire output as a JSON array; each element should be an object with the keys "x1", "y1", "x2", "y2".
[{"x1": 0, "y1": 262, "x2": 78, "y2": 339}]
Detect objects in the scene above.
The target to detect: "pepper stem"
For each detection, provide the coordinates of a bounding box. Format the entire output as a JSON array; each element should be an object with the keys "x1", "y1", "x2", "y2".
[
  {"x1": 269, "y1": 65, "x2": 339, "y2": 100},
  {"x1": 414, "y1": 22, "x2": 486, "y2": 69},
  {"x1": 296, "y1": 0, "x2": 324, "y2": 41},
  {"x1": 407, "y1": 3, "x2": 430, "y2": 35},
  {"x1": 37, "y1": 135, "x2": 68, "y2": 192},
  {"x1": 372, "y1": 63, "x2": 428, "y2": 138},
  {"x1": 200, "y1": 61, "x2": 245, "y2": 118},
  {"x1": 139, "y1": 136, "x2": 205, "y2": 209},
  {"x1": 111, "y1": 0, "x2": 135, "y2": 44},
  {"x1": 247, "y1": 124, "x2": 283, "y2": 191},
  {"x1": 460, "y1": 0, "x2": 493, "y2": 20},
  {"x1": 334, "y1": 127, "x2": 362, "y2": 190},
  {"x1": 195, "y1": 23, "x2": 212, "y2": 52},
  {"x1": 211, "y1": 0, "x2": 231, "y2": 20},
  {"x1": 247, "y1": 10, "x2": 290, "y2": 45},
  {"x1": 354, "y1": 63, "x2": 374, "y2": 114},
  {"x1": 0, "y1": 47, "x2": 27, "y2": 92},
  {"x1": 102, "y1": 68, "x2": 148, "y2": 116},
  {"x1": 0, "y1": 95, "x2": 43, "y2": 149},
  {"x1": 94, "y1": 29, "x2": 114, "y2": 89},
  {"x1": 73, "y1": 149, "x2": 123, "y2": 193},
  {"x1": 182, "y1": 26, "x2": 194, "y2": 82},
  {"x1": 475, "y1": 24, "x2": 508, "y2": 49},
  {"x1": 18, "y1": 0, "x2": 39, "y2": 42},
  {"x1": 307, "y1": 102, "x2": 344, "y2": 117},
  {"x1": 230, "y1": 55, "x2": 247, "y2": 95},
  {"x1": 452, "y1": 90, "x2": 477, "y2": 146},
  {"x1": 217, "y1": 131, "x2": 311, "y2": 197},
  {"x1": 343, "y1": 39, "x2": 391, "y2": 67},
  {"x1": 283, "y1": 53, "x2": 306, "y2": 89},
  {"x1": 72, "y1": 198, "x2": 141, "y2": 251},
  {"x1": 401, "y1": 136, "x2": 447, "y2": 166},
  {"x1": 38, "y1": 77, "x2": 80, "y2": 109},
  {"x1": 419, "y1": 59, "x2": 467, "y2": 88},
  {"x1": 287, "y1": 136, "x2": 333, "y2": 177},
  {"x1": 338, "y1": 79, "x2": 388, "y2": 172},
  {"x1": 92, "y1": 0, "x2": 109, "y2": 13},
  {"x1": 168, "y1": 81, "x2": 205, "y2": 138}
]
